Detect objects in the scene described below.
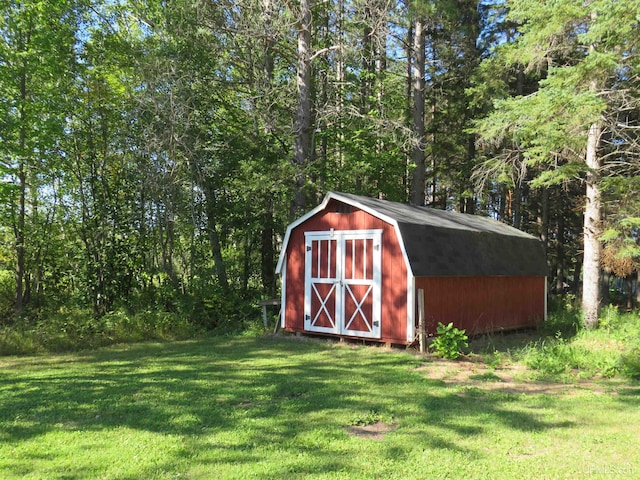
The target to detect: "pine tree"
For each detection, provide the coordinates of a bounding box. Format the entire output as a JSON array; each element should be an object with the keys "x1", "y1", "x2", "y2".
[{"x1": 474, "y1": 0, "x2": 640, "y2": 328}]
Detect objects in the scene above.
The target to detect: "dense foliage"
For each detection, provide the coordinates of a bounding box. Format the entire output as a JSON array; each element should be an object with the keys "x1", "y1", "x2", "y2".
[{"x1": 1, "y1": 0, "x2": 639, "y2": 333}]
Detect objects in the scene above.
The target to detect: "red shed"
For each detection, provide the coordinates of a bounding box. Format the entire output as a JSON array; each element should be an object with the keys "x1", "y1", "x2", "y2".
[{"x1": 276, "y1": 192, "x2": 547, "y2": 345}]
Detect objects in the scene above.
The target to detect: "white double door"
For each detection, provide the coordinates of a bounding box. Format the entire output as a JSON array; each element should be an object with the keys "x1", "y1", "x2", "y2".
[{"x1": 304, "y1": 229, "x2": 382, "y2": 339}]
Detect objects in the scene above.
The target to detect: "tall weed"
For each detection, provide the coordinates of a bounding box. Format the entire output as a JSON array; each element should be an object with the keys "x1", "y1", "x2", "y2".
[
  {"x1": 520, "y1": 334, "x2": 585, "y2": 376},
  {"x1": 521, "y1": 304, "x2": 640, "y2": 380},
  {"x1": 543, "y1": 295, "x2": 582, "y2": 338},
  {"x1": 0, "y1": 309, "x2": 199, "y2": 355}
]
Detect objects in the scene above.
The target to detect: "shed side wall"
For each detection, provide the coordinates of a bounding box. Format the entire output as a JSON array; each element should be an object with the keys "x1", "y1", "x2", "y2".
[
  {"x1": 416, "y1": 276, "x2": 546, "y2": 336},
  {"x1": 284, "y1": 204, "x2": 408, "y2": 344}
]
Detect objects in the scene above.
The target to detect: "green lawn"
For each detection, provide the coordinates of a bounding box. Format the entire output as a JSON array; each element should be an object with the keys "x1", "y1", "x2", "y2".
[{"x1": 1, "y1": 336, "x2": 638, "y2": 479}]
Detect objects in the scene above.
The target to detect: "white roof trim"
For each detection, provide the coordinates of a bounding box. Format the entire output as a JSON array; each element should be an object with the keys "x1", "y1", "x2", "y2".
[{"x1": 276, "y1": 192, "x2": 415, "y2": 279}]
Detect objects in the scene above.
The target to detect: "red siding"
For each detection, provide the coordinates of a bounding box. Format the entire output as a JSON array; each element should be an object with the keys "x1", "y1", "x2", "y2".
[
  {"x1": 415, "y1": 276, "x2": 545, "y2": 336},
  {"x1": 284, "y1": 204, "x2": 408, "y2": 344}
]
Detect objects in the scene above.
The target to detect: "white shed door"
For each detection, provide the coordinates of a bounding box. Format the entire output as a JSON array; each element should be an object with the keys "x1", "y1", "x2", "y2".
[{"x1": 304, "y1": 230, "x2": 382, "y2": 339}]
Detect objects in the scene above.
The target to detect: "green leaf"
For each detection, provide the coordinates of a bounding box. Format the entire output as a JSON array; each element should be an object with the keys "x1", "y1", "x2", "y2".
[
  {"x1": 600, "y1": 228, "x2": 621, "y2": 243},
  {"x1": 620, "y1": 218, "x2": 640, "y2": 229},
  {"x1": 529, "y1": 162, "x2": 587, "y2": 188}
]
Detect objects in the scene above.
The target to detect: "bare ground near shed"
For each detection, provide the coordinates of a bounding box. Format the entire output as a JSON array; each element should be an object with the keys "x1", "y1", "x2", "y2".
[
  {"x1": 416, "y1": 355, "x2": 629, "y2": 396},
  {"x1": 277, "y1": 330, "x2": 636, "y2": 396}
]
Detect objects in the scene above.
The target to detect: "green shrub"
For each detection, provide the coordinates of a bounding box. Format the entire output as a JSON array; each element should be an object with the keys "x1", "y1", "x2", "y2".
[
  {"x1": 0, "y1": 270, "x2": 15, "y2": 323},
  {"x1": 430, "y1": 322, "x2": 468, "y2": 360}
]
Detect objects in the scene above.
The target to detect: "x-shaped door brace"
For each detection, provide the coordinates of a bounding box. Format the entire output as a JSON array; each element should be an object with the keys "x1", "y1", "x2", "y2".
[
  {"x1": 344, "y1": 284, "x2": 373, "y2": 332},
  {"x1": 311, "y1": 282, "x2": 337, "y2": 328}
]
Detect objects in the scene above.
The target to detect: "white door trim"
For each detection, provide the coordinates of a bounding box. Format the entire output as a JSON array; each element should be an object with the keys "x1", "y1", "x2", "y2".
[{"x1": 304, "y1": 229, "x2": 382, "y2": 339}]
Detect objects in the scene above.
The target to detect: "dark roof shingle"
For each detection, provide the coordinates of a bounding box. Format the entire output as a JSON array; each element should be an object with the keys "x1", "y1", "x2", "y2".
[{"x1": 332, "y1": 192, "x2": 548, "y2": 277}]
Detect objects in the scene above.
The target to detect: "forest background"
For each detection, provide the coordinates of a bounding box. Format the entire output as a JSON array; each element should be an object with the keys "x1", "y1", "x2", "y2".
[{"x1": 1, "y1": 0, "x2": 639, "y2": 343}]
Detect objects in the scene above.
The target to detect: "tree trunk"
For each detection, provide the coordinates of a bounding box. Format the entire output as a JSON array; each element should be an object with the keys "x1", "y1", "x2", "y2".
[
  {"x1": 202, "y1": 183, "x2": 230, "y2": 293},
  {"x1": 375, "y1": 5, "x2": 386, "y2": 118},
  {"x1": 336, "y1": 0, "x2": 345, "y2": 175},
  {"x1": 556, "y1": 201, "x2": 566, "y2": 293},
  {"x1": 261, "y1": 0, "x2": 276, "y2": 296},
  {"x1": 626, "y1": 276, "x2": 634, "y2": 310},
  {"x1": 360, "y1": 5, "x2": 373, "y2": 115},
  {"x1": 601, "y1": 270, "x2": 610, "y2": 305},
  {"x1": 539, "y1": 187, "x2": 549, "y2": 253},
  {"x1": 15, "y1": 151, "x2": 26, "y2": 314},
  {"x1": 573, "y1": 255, "x2": 583, "y2": 296},
  {"x1": 582, "y1": 121, "x2": 602, "y2": 328},
  {"x1": 15, "y1": 62, "x2": 28, "y2": 314},
  {"x1": 293, "y1": 0, "x2": 312, "y2": 214},
  {"x1": 582, "y1": 12, "x2": 604, "y2": 328},
  {"x1": 261, "y1": 198, "x2": 276, "y2": 296},
  {"x1": 513, "y1": 184, "x2": 522, "y2": 229},
  {"x1": 404, "y1": 23, "x2": 413, "y2": 198},
  {"x1": 499, "y1": 185, "x2": 507, "y2": 223},
  {"x1": 207, "y1": 222, "x2": 230, "y2": 294},
  {"x1": 410, "y1": 18, "x2": 426, "y2": 206},
  {"x1": 160, "y1": 210, "x2": 181, "y2": 294},
  {"x1": 428, "y1": 39, "x2": 437, "y2": 207},
  {"x1": 405, "y1": 24, "x2": 413, "y2": 125},
  {"x1": 461, "y1": 135, "x2": 477, "y2": 214}
]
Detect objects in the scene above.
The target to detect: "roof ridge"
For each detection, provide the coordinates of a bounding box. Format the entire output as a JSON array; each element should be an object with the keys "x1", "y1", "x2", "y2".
[{"x1": 329, "y1": 191, "x2": 536, "y2": 239}]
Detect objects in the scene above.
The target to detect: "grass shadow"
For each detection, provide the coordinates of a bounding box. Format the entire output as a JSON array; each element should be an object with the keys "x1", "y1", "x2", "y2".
[{"x1": 1, "y1": 335, "x2": 638, "y2": 479}]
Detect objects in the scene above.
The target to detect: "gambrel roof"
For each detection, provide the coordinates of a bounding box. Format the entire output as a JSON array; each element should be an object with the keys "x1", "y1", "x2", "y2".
[{"x1": 277, "y1": 191, "x2": 548, "y2": 278}]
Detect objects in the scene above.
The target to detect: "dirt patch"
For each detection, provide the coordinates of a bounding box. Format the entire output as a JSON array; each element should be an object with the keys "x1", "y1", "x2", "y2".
[
  {"x1": 346, "y1": 421, "x2": 397, "y2": 440},
  {"x1": 417, "y1": 357, "x2": 621, "y2": 396}
]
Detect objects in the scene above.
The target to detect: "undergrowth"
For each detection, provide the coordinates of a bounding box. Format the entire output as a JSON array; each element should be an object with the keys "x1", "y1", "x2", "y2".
[
  {"x1": 514, "y1": 302, "x2": 640, "y2": 380},
  {"x1": 0, "y1": 292, "x2": 267, "y2": 355},
  {"x1": 0, "y1": 309, "x2": 201, "y2": 355}
]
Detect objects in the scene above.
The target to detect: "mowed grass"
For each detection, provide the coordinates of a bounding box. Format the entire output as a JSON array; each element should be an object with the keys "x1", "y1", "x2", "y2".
[{"x1": 1, "y1": 336, "x2": 639, "y2": 479}]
